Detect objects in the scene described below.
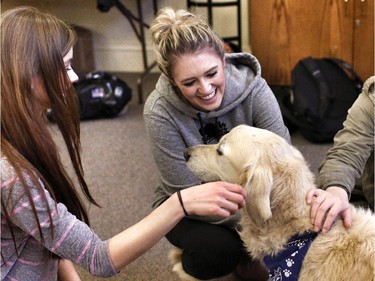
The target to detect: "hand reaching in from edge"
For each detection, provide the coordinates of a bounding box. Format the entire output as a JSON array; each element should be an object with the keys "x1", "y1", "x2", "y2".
[
  {"x1": 306, "y1": 186, "x2": 352, "y2": 234},
  {"x1": 180, "y1": 181, "x2": 247, "y2": 218}
]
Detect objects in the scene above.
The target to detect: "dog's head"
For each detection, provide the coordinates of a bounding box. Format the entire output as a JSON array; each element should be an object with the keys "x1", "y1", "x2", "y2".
[{"x1": 185, "y1": 125, "x2": 308, "y2": 226}]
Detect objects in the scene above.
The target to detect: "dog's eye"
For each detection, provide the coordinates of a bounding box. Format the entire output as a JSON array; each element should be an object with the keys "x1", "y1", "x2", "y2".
[{"x1": 216, "y1": 149, "x2": 223, "y2": 156}]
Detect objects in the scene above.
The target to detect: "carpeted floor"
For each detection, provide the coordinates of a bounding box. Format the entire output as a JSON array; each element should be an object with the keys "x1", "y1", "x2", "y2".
[{"x1": 51, "y1": 72, "x2": 333, "y2": 280}]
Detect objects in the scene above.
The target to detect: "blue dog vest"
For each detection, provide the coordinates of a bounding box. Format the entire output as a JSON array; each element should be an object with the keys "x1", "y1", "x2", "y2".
[{"x1": 263, "y1": 232, "x2": 318, "y2": 281}]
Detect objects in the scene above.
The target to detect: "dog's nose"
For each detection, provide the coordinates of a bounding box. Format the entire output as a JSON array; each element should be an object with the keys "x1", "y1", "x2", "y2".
[{"x1": 184, "y1": 150, "x2": 191, "y2": 161}]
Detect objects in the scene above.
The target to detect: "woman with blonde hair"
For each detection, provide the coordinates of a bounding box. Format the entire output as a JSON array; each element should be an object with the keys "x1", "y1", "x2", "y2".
[
  {"x1": 144, "y1": 7, "x2": 290, "y2": 281},
  {"x1": 1, "y1": 6, "x2": 247, "y2": 280}
]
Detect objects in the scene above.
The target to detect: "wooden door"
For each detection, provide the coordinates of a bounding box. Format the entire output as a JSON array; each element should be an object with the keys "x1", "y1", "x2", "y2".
[
  {"x1": 250, "y1": 0, "x2": 374, "y2": 85},
  {"x1": 250, "y1": 0, "x2": 329, "y2": 85},
  {"x1": 318, "y1": 0, "x2": 353, "y2": 63},
  {"x1": 352, "y1": 0, "x2": 374, "y2": 81}
]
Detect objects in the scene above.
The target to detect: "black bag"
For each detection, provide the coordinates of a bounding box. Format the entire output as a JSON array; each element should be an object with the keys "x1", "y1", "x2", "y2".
[
  {"x1": 74, "y1": 71, "x2": 132, "y2": 119},
  {"x1": 278, "y1": 57, "x2": 363, "y2": 143}
]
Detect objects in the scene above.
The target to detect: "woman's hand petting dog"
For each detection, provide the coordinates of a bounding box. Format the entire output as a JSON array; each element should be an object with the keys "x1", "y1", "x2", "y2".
[
  {"x1": 306, "y1": 187, "x2": 352, "y2": 233},
  {"x1": 181, "y1": 182, "x2": 247, "y2": 218}
]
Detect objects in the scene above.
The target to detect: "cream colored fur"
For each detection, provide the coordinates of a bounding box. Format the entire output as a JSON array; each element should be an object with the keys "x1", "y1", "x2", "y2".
[
  {"x1": 185, "y1": 125, "x2": 375, "y2": 281},
  {"x1": 168, "y1": 248, "x2": 201, "y2": 281}
]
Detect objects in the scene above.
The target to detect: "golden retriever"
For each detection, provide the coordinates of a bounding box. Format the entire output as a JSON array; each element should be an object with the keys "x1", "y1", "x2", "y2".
[{"x1": 182, "y1": 124, "x2": 375, "y2": 281}]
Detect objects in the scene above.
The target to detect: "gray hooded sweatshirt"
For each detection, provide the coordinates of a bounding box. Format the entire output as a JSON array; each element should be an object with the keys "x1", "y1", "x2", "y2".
[{"x1": 144, "y1": 53, "x2": 290, "y2": 226}]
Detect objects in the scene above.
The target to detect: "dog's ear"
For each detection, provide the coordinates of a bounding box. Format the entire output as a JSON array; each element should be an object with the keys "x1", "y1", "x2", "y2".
[{"x1": 241, "y1": 163, "x2": 273, "y2": 227}]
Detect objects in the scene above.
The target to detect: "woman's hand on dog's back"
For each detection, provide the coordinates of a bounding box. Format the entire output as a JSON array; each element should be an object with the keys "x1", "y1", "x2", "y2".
[{"x1": 306, "y1": 187, "x2": 352, "y2": 233}]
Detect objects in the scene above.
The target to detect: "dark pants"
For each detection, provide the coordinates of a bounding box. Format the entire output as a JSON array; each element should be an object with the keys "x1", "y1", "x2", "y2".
[{"x1": 166, "y1": 217, "x2": 245, "y2": 280}]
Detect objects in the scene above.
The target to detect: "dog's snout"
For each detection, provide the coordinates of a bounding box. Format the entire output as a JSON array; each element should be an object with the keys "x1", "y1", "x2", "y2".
[{"x1": 184, "y1": 149, "x2": 191, "y2": 162}]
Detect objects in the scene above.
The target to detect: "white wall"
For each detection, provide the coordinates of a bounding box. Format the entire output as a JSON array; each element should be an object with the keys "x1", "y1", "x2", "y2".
[{"x1": 2, "y1": 0, "x2": 250, "y2": 72}]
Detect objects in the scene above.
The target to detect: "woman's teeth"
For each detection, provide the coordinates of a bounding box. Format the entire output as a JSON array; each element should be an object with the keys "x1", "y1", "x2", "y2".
[{"x1": 201, "y1": 91, "x2": 216, "y2": 100}]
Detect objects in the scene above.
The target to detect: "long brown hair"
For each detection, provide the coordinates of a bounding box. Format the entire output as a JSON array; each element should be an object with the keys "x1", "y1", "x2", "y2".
[{"x1": 1, "y1": 6, "x2": 99, "y2": 243}]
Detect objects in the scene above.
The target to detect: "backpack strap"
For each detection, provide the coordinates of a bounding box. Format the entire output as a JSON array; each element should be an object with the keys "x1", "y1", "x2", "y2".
[
  {"x1": 277, "y1": 87, "x2": 317, "y2": 131},
  {"x1": 300, "y1": 57, "x2": 331, "y2": 118},
  {"x1": 324, "y1": 57, "x2": 363, "y2": 94}
]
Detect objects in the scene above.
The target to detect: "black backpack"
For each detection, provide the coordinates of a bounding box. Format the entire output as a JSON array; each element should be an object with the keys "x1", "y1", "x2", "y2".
[
  {"x1": 278, "y1": 57, "x2": 363, "y2": 143},
  {"x1": 74, "y1": 71, "x2": 132, "y2": 120}
]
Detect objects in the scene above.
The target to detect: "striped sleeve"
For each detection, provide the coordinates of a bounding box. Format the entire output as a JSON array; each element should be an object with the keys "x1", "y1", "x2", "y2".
[{"x1": 1, "y1": 159, "x2": 118, "y2": 277}]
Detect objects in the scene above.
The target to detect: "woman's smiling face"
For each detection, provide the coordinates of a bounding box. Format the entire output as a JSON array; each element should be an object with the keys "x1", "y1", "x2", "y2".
[{"x1": 171, "y1": 48, "x2": 225, "y2": 112}]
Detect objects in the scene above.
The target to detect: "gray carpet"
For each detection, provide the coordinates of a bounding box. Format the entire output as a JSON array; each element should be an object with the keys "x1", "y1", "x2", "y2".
[{"x1": 51, "y1": 72, "x2": 333, "y2": 280}]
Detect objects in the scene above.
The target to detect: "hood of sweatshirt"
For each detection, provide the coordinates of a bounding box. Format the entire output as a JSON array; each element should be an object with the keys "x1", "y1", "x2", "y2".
[{"x1": 152, "y1": 52, "x2": 261, "y2": 120}]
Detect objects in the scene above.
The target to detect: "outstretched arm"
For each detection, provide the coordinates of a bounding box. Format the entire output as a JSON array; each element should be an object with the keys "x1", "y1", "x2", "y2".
[{"x1": 108, "y1": 181, "x2": 246, "y2": 270}]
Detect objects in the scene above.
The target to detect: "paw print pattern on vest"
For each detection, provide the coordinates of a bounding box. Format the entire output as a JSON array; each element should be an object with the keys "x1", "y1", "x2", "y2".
[
  {"x1": 285, "y1": 258, "x2": 294, "y2": 267},
  {"x1": 283, "y1": 269, "x2": 292, "y2": 277}
]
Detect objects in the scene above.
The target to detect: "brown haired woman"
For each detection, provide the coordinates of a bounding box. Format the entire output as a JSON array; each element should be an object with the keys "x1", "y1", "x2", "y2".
[{"x1": 1, "y1": 6, "x2": 247, "y2": 280}]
